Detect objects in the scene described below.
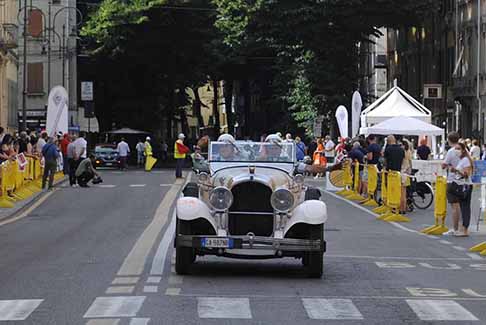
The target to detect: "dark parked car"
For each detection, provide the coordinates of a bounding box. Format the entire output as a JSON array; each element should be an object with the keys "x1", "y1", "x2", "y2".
[{"x1": 94, "y1": 144, "x2": 120, "y2": 168}]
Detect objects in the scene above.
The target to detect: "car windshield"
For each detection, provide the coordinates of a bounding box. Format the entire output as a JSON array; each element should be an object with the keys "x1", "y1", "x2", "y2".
[
  {"x1": 95, "y1": 146, "x2": 117, "y2": 154},
  {"x1": 209, "y1": 141, "x2": 295, "y2": 163}
]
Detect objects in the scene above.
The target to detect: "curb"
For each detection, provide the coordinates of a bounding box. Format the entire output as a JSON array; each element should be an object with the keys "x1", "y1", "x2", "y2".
[{"x1": 0, "y1": 176, "x2": 68, "y2": 224}]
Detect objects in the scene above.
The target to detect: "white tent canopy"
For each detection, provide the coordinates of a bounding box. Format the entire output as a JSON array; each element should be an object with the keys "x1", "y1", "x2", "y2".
[
  {"x1": 360, "y1": 83, "x2": 431, "y2": 127},
  {"x1": 360, "y1": 116, "x2": 444, "y2": 136}
]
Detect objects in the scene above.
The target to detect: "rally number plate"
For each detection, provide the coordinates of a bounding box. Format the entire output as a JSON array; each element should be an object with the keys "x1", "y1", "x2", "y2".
[{"x1": 201, "y1": 238, "x2": 234, "y2": 249}]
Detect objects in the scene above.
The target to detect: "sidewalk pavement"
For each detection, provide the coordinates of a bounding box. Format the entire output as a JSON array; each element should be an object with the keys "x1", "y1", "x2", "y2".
[
  {"x1": 306, "y1": 176, "x2": 486, "y2": 248},
  {"x1": 0, "y1": 176, "x2": 67, "y2": 222}
]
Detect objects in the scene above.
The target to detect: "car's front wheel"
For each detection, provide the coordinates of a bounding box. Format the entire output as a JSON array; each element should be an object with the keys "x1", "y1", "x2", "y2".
[
  {"x1": 303, "y1": 224, "x2": 324, "y2": 278},
  {"x1": 175, "y1": 219, "x2": 195, "y2": 275}
]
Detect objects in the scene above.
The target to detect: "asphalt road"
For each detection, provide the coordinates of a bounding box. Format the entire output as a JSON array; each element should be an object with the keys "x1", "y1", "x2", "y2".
[{"x1": 0, "y1": 170, "x2": 485, "y2": 324}]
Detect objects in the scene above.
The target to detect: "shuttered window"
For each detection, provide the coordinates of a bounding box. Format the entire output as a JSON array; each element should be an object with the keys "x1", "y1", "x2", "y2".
[
  {"x1": 27, "y1": 63, "x2": 44, "y2": 94},
  {"x1": 28, "y1": 9, "x2": 43, "y2": 37}
]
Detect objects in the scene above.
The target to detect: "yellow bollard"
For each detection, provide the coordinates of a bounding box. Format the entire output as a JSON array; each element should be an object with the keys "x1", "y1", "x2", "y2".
[
  {"x1": 0, "y1": 162, "x2": 15, "y2": 208},
  {"x1": 421, "y1": 176, "x2": 448, "y2": 235},
  {"x1": 337, "y1": 160, "x2": 354, "y2": 196},
  {"x1": 345, "y1": 161, "x2": 366, "y2": 201},
  {"x1": 374, "y1": 170, "x2": 390, "y2": 215},
  {"x1": 382, "y1": 171, "x2": 411, "y2": 222},
  {"x1": 470, "y1": 242, "x2": 486, "y2": 252},
  {"x1": 362, "y1": 164, "x2": 379, "y2": 207}
]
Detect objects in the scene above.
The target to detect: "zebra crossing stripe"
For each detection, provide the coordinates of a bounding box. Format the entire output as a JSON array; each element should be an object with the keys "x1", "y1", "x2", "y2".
[
  {"x1": 84, "y1": 297, "x2": 146, "y2": 318},
  {"x1": 302, "y1": 298, "x2": 363, "y2": 320},
  {"x1": 406, "y1": 300, "x2": 478, "y2": 321},
  {"x1": 198, "y1": 297, "x2": 252, "y2": 319},
  {"x1": 0, "y1": 299, "x2": 43, "y2": 321}
]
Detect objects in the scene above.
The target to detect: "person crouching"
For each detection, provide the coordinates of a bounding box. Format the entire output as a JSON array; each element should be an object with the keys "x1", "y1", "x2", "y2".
[{"x1": 76, "y1": 154, "x2": 100, "y2": 187}]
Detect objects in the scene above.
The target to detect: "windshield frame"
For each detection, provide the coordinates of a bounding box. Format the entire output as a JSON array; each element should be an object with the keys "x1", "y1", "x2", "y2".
[{"x1": 208, "y1": 141, "x2": 296, "y2": 164}]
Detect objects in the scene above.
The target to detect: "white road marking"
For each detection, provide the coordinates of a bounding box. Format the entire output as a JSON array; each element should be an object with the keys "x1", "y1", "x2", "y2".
[
  {"x1": 439, "y1": 240, "x2": 453, "y2": 245},
  {"x1": 165, "y1": 288, "x2": 181, "y2": 296},
  {"x1": 86, "y1": 319, "x2": 120, "y2": 325},
  {"x1": 94, "y1": 185, "x2": 117, "y2": 188},
  {"x1": 106, "y1": 286, "x2": 135, "y2": 294},
  {"x1": 84, "y1": 296, "x2": 146, "y2": 318},
  {"x1": 150, "y1": 210, "x2": 176, "y2": 275},
  {"x1": 160, "y1": 184, "x2": 172, "y2": 187},
  {"x1": 129, "y1": 318, "x2": 150, "y2": 325},
  {"x1": 375, "y1": 262, "x2": 416, "y2": 269},
  {"x1": 406, "y1": 299, "x2": 478, "y2": 321},
  {"x1": 467, "y1": 253, "x2": 483, "y2": 260},
  {"x1": 302, "y1": 298, "x2": 363, "y2": 320},
  {"x1": 146, "y1": 276, "x2": 162, "y2": 284},
  {"x1": 129, "y1": 184, "x2": 146, "y2": 188},
  {"x1": 143, "y1": 286, "x2": 158, "y2": 293},
  {"x1": 462, "y1": 289, "x2": 486, "y2": 298},
  {"x1": 327, "y1": 254, "x2": 471, "y2": 261},
  {"x1": 150, "y1": 175, "x2": 192, "y2": 275},
  {"x1": 168, "y1": 275, "x2": 183, "y2": 285},
  {"x1": 418, "y1": 263, "x2": 461, "y2": 270},
  {"x1": 407, "y1": 288, "x2": 457, "y2": 297},
  {"x1": 198, "y1": 297, "x2": 252, "y2": 319},
  {"x1": 112, "y1": 277, "x2": 139, "y2": 285},
  {"x1": 0, "y1": 299, "x2": 43, "y2": 321},
  {"x1": 117, "y1": 180, "x2": 184, "y2": 276},
  {"x1": 453, "y1": 246, "x2": 467, "y2": 251}
]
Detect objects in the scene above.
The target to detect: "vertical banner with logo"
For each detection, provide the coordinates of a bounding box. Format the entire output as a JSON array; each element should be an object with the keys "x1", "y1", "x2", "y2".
[
  {"x1": 335, "y1": 105, "x2": 349, "y2": 139},
  {"x1": 351, "y1": 91, "x2": 362, "y2": 137},
  {"x1": 46, "y1": 86, "x2": 69, "y2": 137}
]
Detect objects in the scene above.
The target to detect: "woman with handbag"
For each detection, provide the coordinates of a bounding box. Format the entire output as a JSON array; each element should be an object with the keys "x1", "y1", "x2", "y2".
[{"x1": 448, "y1": 142, "x2": 474, "y2": 237}]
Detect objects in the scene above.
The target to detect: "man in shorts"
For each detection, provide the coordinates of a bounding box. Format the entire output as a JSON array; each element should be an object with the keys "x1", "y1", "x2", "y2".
[{"x1": 442, "y1": 132, "x2": 461, "y2": 235}]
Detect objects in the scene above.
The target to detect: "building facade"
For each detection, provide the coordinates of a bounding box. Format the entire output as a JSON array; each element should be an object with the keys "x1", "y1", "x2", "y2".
[
  {"x1": 386, "y1": 0, "x2": 486, "y2": 141},
  {"x1": 0, "y1": 0, "x2": 18, "y2": 134},
  {"x1": 359, "y1": 28, "x2": 388, "y2": 105},
  {"x1": 18, "y1": 0, "x2": 78, "y2": 131}
]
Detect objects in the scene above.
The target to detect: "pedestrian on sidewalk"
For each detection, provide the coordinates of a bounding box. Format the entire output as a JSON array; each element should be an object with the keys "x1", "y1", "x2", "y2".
[
  {"x1": 295, "y1": 136, "x2": 306, "y2": 161},
  {"x1": 448, "y1": 142, "x2": 474, "y2": 237},
  {"x1": 442, "y1": 132, "x2": 461, "y2": 236},
  {"x1": 67, "y1": 134, "x2": 78, "y2": 187},
  {"x1": 136, "y1": 139, "x2": 145, "y2": 167},
  {"x1": 76, "y1": 154, "x2": 100, "y2": 187},
  {"x1": 161, "y1": 140, "x2": 168, "y2": 162},
  {"x1": 60, "y1": 133, "x2": 71, "y2": 175},
  {"x1": 174, "y1": 133, "x2": 190, "y2": 179},
  {"x1": 470, "y1": 139, "x2": 480, "y2": 160},
  {"x1": 324, "y1": 135, "x2": 335, "y2": 164},
  {"x1": 41, "y1": 137, "x2": 60, "y2": 190},
  {"x1": 117, "y1": 137, "x2": 130, "y2": 170},
  {"x1": 400, "y1": 139, "x2": 413, "y2": 212}
]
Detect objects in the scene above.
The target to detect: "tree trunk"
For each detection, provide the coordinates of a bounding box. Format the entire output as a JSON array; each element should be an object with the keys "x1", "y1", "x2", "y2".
[
  {"x1": 212, "y1": 79, "x2": 221, "y2": 137},
  {"x1": 223, "y1": 80, "x2": 234, "y2": 135},
  {"x1": 192, "y1": 86, "x2": 205, "y2": 132}
]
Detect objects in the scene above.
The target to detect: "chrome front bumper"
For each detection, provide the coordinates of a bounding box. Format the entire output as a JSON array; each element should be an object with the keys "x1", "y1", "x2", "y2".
[{"x1": 176, "y1": 235, "x2": 326, "y2": 252}]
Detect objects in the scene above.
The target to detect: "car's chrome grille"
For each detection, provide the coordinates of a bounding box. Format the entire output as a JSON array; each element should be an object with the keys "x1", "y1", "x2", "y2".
[{"x1": 229, "y1": 182, "x2": 273, "y2": 236}]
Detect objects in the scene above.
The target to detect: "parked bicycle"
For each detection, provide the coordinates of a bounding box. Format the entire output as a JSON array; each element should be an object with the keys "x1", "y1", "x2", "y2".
[{"x1": 406, "y1": 170, "x2": 434, "y2": 212}]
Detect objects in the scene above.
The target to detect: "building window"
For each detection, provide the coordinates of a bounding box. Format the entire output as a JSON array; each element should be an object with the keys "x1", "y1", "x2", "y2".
[
  {"x1": 28, "y1": 9, "x2": 43, "y2": 37},
  {"x1": 27, "y1": 62, "x2": 44, "y2": 94}
]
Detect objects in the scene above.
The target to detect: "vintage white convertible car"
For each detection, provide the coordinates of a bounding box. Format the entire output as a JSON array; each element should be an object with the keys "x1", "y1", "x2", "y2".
[{"x1": 175, "y1": 140, "x2": 328, "y2": 277}]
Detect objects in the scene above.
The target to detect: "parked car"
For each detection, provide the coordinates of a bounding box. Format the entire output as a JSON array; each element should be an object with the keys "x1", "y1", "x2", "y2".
[
  {"x1": 174, "y1": 140, "x2": 327, "y2": 277},
  {"x1": 94, "y1": 144, "x2": 120, "y2": 168}
]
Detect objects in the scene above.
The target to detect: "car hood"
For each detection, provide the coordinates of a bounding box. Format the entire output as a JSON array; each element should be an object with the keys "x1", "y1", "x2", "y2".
[{"x1": 211, "y1": 166, "x2": 292, "y2": 191}]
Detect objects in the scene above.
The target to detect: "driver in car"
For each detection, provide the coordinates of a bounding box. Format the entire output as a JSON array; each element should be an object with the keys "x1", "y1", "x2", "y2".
[
  {"x1": 213, "y1": 134, "x2": 244, "y2": 161},
  {"x1": 263, "y1": 134, "x2": 327, "y2": 174}
]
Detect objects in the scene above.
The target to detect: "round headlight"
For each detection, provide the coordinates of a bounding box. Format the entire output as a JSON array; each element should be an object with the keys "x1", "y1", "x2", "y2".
[
  {"x1": 209, "y1": 187, "x2": 233, "y2": 211},
  {"x1": 198, "y1": 172, "x2": 210, "y2": 183},
  {"x1": 271, "y1": 188, "x2": 295, "y2": 212},
  {"x1": 294, "y1": 174, "x2": 305, "y2": 185}
]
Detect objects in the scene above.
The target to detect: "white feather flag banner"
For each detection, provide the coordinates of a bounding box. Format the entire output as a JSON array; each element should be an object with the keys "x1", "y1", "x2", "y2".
[
  {"x1": 351, "y1": 91, "x2": 363, "y2": 137},
  {"x1": 335, "y1": 105, "x2": 349, "y2": 139},
  {"x1": 46, "y1": 86, "x2": 69, "y2": 137}
]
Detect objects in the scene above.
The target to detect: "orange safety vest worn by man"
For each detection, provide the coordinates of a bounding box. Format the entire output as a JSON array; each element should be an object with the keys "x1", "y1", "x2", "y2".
[{"x1": 174, "y1": 133, "x2": 190, "y2": 178}]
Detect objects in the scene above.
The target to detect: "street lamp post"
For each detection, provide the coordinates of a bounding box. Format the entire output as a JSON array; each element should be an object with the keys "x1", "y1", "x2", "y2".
[{"x1": 21, "y1": 0, "x2": 27, "y2": 131}]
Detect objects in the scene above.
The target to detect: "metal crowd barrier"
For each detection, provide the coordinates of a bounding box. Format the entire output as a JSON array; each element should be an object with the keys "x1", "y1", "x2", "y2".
[{"x1": 0, "y1": 156, "x2": 45, "y2": 209}]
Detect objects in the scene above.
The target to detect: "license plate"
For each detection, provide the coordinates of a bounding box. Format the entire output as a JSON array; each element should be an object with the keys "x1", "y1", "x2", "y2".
[
  {"x1": 201, "y1": 238, "x2": 233, "y2": 248},
  {"x1": 105, "y1": 163, "x2": 112, "y2": 166}
]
